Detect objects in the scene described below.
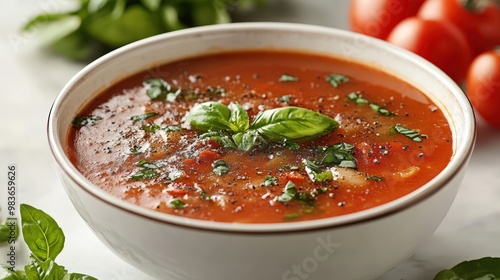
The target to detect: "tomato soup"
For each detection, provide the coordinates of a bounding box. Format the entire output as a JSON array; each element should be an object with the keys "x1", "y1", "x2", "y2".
[{"x1": 68, "y1": 50, "x2": 452, "y2": 223}]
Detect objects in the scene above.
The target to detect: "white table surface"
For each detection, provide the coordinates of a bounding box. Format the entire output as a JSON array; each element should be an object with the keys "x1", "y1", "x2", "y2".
[{"x1": 1, "y1": 1, "x2": 500, "y2": 279}]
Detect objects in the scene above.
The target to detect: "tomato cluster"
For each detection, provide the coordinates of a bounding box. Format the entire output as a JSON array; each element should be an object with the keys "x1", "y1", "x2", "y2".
[{"x1": 349, "y1": 0, "x2": 500, "y2": 128}]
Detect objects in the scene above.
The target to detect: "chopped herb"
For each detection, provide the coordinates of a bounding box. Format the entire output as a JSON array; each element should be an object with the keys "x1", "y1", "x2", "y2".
[
  {"x1": 278, "y1": 164, "x2": 300, "y2": 171},
  {"x1": 326, "y1": 74, "x2": 350, "y2": 88},
  {"x1": 212, "y1": 159, "x2": 230, "y2": 176},
  {"x1": 304, "y1": 142, "x2": 357, "y2": 182},
  {"x1": 348, "y1": 92, "x2": 369, "y2": 104},
  {"x1": 170, "y1": 199, "x2": 186, "y2": 209},
  {"x1": 280, "y1": 95, "x2": 291, "y2": 103},
  {"x1": 368, "y1": 175, "x2": 385, "y2": 181},
  {"x1": 130, "y1": 145, "x2": 142, "y2": 154},
  {"x1": 295, "y1": 192, "x2": 316, "y2": 207},
  {"x1": 348, "y1": 92, "x2": 395, "y2": 116},
  {"x1": 262, "y1": 175, "x2": 278, "y2": 187},
  {"x1": 283, "y1": 140, "x2": 301, "y2": 151},
  {"x1": 276, "y1": 181, "x2": 297, "y2": 202},
  {"x1": 302, "y1": 208, "x2": 314, "y2": 213},
  {"x1": 141, "y1": 124, "x2": 181, "y2": 133},
  {"x1": 392, "y1": 124, "x2": 423, "y2": 142},
  {"x1": 316, "y1": 187, "x2": 329, "y2": 194},
  {"x1": 72, "y1": 115, "x2": 102, "y2": 127},
  {"x1": 284, "y1": 213, "x2": 301, "y2": 220},
  {"x1": 195, "y1": 186, "x2": 212, "y2": 201},
  {"x1": 141, "y1": 124, "x2": 161, "y2": 132},
  {"x1": 129, "y1": 168, "x2": 159, "y2": 180},
  {"x1": 130, "y1": 112, "x2": 158, "y2": 122},
  {"x1": 135, "y1": 160, "x2": 161, "y2": 169},
  {"x1": 370, "y1": 103, "x2": 393, "y2": 116},
  {"x1": 144, "y1": 78, "x2": 181, "y2": 102},
  {"x1": 279, "y1": 74, "x2": 299, "y2": 82}
]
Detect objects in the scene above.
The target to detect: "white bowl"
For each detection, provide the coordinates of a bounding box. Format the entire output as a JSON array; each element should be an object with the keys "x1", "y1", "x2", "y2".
[{"x1": 48, "y1": 22, "x2": 475, "y2": 280}]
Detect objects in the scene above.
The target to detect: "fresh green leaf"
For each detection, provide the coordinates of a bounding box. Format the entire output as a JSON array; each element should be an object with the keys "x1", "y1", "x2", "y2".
[
  {"x1": 129, "y1": 168, "x2": 159, "y2": 180},
  {"x1": 135, "y1": 160, "x2": 161, "y2": 169},
  {"x1": 170, "y1": 199, "x2": 186, "y2": 209},
  {"x1": 251, "y1": 106, "x2": 338, "y2": 142},
  {"x1": 20, "y1": 204, "x2": 65, "y2": 262},
  {"x1": 24, "y1": 255, "x2": 68, "y2": 280},
  {"x1": 130, "y1": 145, "x2": 143, "y2": 154},
  {"x1": 192, "y1": 1, "x2": 230, "y2": 26},
  {"x1": 130, "y1": 112, "x2": 158, "y2": 122},
  {"x1": 326, "y1": 74, "x2": 350, "y2": 88},
  {"x1": 212, "y1": 159, "x2": 230, "y2": 176},
  {"x1": 86, "y1": 4, "x2": 163, "y2": 48},
  {"x1": 228, "y1": 102, "x2": 250, "y2": 132},
  {"x1": 280, "y1": 95, "x2": 291, "y2": 103},
  {"x1": 200, "y1": 132, "x2": 237, "y2": 149},
  {"x1": 348, "y1": 92, "x2": 369, "y2": 105},
  {"x1": 433, "y1": 257, "x2": 500, "y2": 280},
  {"x1": 348, "y1": 92, "x2": 395, "y2": 116},
  {"x1": 188, "y1": 102, "x2": 233, "y2": 132},
  {"x1": 276, "y1": 181, "x2": 296, "y2": 202},
  {"x1": 320, "y1": 142, "x2": 357, "y2": 169},
  {"x1": 141, "y1": 0, "x2": 161, "y2": 11},
  {"x1": 0, "y1": 269, "x2": 28, "y2": 280},
  {"x1": 0, "y1": 218, "x2": 19, "y2": 243},
  {"x1": 262, "y1": 175, "x2": 278, "y2": 187},
  {"x1": 144, "y1": 78, "x2": 181, "y2": 102},
  {"x1": 160, "y1": 4, "x2": 187, "y2": 31},
  {"x1": 392, "y1": 124, "x2": 423, "y2": 142},
  {"x1": 368, "y1": 175, "x2": 384, "y2": 182},
  {"x1": 233, "y1": 130, "x2": 262, "y2": 152},
  {"x1": 72, "y1": 115, "x2": 102, "y2": 127},
  {"x1": 279, "y1": 74, "x2": 299, "y2": 82}
]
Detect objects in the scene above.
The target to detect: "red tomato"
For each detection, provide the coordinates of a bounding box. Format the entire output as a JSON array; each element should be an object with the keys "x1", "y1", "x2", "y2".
[
  {"x1": 418, "y1": 0, "x2": 500, "y2": 57},
  {"x1": 349, "y1": 0, "x2": 426, "y2": 39},
  {"x1": 466, "y1": 49, "x2": 500, "y2": 128},
  {"x1": 386, "y1": 17, "x2": 472, "y2": 84}
]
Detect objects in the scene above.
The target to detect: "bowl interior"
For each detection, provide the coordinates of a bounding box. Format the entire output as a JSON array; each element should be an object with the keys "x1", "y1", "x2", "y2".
[{"x1": 48, "y1": 22, "x2": 475, "y2": 233}]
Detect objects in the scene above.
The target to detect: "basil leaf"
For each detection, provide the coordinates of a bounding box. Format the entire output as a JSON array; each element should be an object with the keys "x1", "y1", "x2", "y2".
[
  {"x1": 262, "y1": 175, "x2": 278, "y2": 187},
  {"x1": 129, "y1": 168, "x2": 159, "y2": 180},
  {"x1": 233, "y1": 130, "x2": 262, "y2": 152},
  {"x1": 86, "y1": 4, "x2": 163, "y2": 48},
  {"x1": 188, "y1": 102, "x2": 233, "y2": 132},
  {"x1": 280, "y1": 95, "x2": 291, "y2": 103},
  {"x1": 392, "y1": 124, "x2": 423, "y2": 142},
  {"x1": 348, "y1": 92, "x2": 369, "y2": 105},
  {"x1": 135, "y1": 160, "x2": 161, "y2": 169},
  {"x1": 433, "y1": 257, "x2": 500, "y2": 280},
  {"x1": 228, "y1": 102, "x2": 250, "y2": 132},
  {"x1": 368, "y1": 175, "x2": 385, "y2": 181},
  {"x1": 0, "y1": 269, "x2": 28, "y2": 280},
  {"x1": 130, "y1": 112, "x2": 158, "y2": 122},
  {"x1": 170, "y1": 199, "x2": 186, "y2": 209},
  {"x1": 212, "y1": 159, "x2": 230, "y2": 176},
  {"x1": 284, "y1": 213, "x2": 301, "y2": 220},
  {"x1": 20, "y1": 204, "x2": 65, "y2": 262},
  {"x1": 349, "y1": 92, "x2": 394, "y2": 116},
  {"x1": 326, "y1": 74, "x2": 350, "y2": 88},
  {"x1": 279, "y1": 74, "x2": 299, "y2": 82},
  {"x1": 251, "y1": 107, "x2": 338, "y2": 142},
  {"x1": 160, "y1": 4, "x2": 187, "y2": 31},
  {"x1": 72, "y1": 115, "x2": 102, "y2": 127},
  {"x1": 276, "y1": 181, "x2": 296, "y2": 202},
  {"x1": 295, "y1": 192, "x2": 316, "y2": 207},
  {"x1": 144, "y1": 78, "x2": 181, "y2": 101},
  {"x1": 25, "y1": 255, "x2": 68, "y2": 280},
  {"x1": 201, "y1": 132, "x2": 237, "y2": 150},
  {"x1": 0, "y1": 218, "x2": 18, "y2": 243}
]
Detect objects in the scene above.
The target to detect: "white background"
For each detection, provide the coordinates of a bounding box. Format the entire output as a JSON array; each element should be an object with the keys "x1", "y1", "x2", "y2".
[{"x1": 1, "y1": 0, "x2": 500, "y2": 279}]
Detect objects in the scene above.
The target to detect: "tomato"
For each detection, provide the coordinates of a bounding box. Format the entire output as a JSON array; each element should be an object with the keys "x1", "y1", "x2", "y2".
[
  {"x1": 349, "y1": 0, "x2": 426, "y2": 39},
  {"x1": 466, "y1": 48, "x2": 500, "y2": 128},
  {"x1": 418, "y1": 0, "x2": 500, "y2": 57},
  {"x1": 386, "y1": 17, "x2": 473, "y2": 84}
]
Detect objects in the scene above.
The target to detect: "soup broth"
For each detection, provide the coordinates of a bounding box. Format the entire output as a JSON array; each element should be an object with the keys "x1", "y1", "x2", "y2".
[{"x1": 68, "y1": 50, "x2": 452, "y2": 223}]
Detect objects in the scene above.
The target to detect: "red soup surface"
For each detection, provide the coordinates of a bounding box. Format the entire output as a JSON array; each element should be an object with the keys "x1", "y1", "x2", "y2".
[{"x1": 68, "y1": 50, "x2": 452, "y2": 223}]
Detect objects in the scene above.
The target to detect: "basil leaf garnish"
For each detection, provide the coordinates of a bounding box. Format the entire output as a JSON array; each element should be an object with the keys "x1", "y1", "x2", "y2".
[
  {"x1": 20, "y1": 204, "x2": 65, "y2": 261},
  {"x1": 145, "y1": 78, "x2": 181, "y2": 101},
  {"x1": 326, "y1": 74, "x2": 350, "y2": 88},
  {"x1": 212, "y1": 159, "x2": 230, "y2": 176},
  {"x1": 276, "y1": 181, "x2": 296, "y2": 202},
  {"x1": 304, "y1": 142, "x2": 357, "y2": 182},
  {"x1": 251, "y1": 106, "x2": 338, "y2": 142},
  {"x1": 433, "y1": 257, "x2": 500, "y2": 280},
  {"x1": 392, "y1": 124, "x2": 423, "y2": 142},
  {"x1": 262, "y1": 175, "x2": 278, "y2": 187},
  {"x1": 130, "y1": 168, "x2": 159, "y2": 180},
  {"x1": 189, "y1": 102, "x2": 338, "y2": 151},
  {"x1": 130, "y1": 112, "x2": 158, "y2": 122},
  {"x1": 72, "y1": 115, "x2": 102, "y2": 127},
  {"x1": 279, "y1": 74, "x2": 299, "y2": 82},
  {"x1": 170, "y1": 199, "x2": 186, "y2": 209},
  {"x1": 188, "y1": 102, "x2": 233, "y2": 132},
  {"x1": 349, "y1": 92, "x2": 394, "y2": 116}
]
